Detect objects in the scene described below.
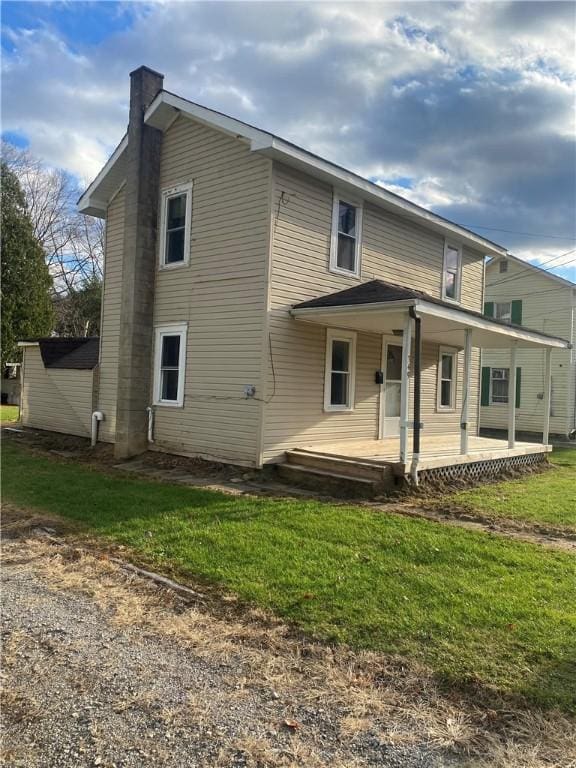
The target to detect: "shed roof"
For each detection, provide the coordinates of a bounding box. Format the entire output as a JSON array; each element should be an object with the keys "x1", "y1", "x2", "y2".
[
  {"x1": 19, "y1": 338, "x2": 99, "y2": 370},
  {"x1": 292, "y1": 279, "x2": 571, "y2": 349}
]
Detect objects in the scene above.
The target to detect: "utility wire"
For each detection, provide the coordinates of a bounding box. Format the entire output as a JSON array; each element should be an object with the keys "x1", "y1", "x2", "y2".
[{"x1": 462, "y1": 224, "x2": 576, "y2": 240}]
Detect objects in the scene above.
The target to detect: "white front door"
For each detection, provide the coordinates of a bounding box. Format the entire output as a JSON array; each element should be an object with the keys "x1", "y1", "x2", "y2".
[{"x1": 382, "y1": 342, "x2": 403, "y2": 437}]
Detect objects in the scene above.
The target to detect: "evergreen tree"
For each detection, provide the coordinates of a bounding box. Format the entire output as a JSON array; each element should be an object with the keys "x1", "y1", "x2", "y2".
[{"x1": 1, "y1": 162, "x2": 54, "y2": 366}]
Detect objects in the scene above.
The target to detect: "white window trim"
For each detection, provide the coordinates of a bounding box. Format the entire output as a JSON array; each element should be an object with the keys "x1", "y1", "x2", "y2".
[
  {"x1": 490, "y1": 366, "x2": 510, "y2": 406},
  {"x1": 159, "y1": 182, "x2": 193, "y2": 269},
  {"x1": 495, "y1": 301, "x2": 512, "y2": 324},
  {"x1": 436, "y1": 346, "x2": 458, "y2": 412},
  {"x1": 324, "y1": 328, "x2": 357, "y2": 412},
  {"x1": 153, "y1": 323, "x2": 188, "y2": 407},
  {"x1": 441, "y1": 240, "x2": 463, "y2": 303},
  {"x1": 329, "y1": 192, "x2": 362, "y2": 278}
]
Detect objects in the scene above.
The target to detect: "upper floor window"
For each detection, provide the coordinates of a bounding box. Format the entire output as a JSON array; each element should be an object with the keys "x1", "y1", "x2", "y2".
[
  {"x1": 153, "y1": 323, "x2": 187, "y2": 407},
  {"x1": 442, "y1": 242, "x2": 462, "y2": 302},
  {"x1": 330, "y1": 195, "x2": 362, "y2": 276},
  {"x1": 324, "y1": 329, "x2": 356, "y2": 411},
  {"x1": 159, "y1": 182, "x2": 193, "y2": 268},
  {"x1": 499, "y1": 259, "x2": 508, "y2": 273},
  {"x1": 495, "y1": 301, "x2": 512, "y2": 323},
  {"x1": 437, "y1": 348, "x2": 457, "y2": 410}
]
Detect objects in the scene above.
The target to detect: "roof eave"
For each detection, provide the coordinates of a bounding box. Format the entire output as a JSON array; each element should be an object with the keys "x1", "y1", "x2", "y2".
[
  {"x1": 258, "y1": 139, "x2": 506, "y2": 258},
  {"x1": 291, "y1": 298, "x2": 570, "y2": 349},
  {"x1": 77, "y1": 134, "x2": 129, "y2": 219},
  {"x1": 78, "y1": 89, "x2": 508, "y2": 255}
]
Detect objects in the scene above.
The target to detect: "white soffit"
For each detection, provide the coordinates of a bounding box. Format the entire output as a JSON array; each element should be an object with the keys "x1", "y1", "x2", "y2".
[
  {"x1": 291, "y1": 300, "x2": 570, "y2": 349},
  {"x1": 77, "y1": 135, "x2": 128, "y2": 218}
]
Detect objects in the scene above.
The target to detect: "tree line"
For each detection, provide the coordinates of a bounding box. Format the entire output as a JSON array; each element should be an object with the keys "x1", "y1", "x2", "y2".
[{"x1": 1, "y1": 142, "x2": 104, "y2": 366}]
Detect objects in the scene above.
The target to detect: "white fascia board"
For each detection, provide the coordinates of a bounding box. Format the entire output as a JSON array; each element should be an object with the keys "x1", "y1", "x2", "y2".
[
  {"x1": 144, "y1": 91, "x2": 275, "y2": 147},
  {"x1": 77, "y1": 134, "x2": 128, "y2": 218},
  {"x1": 292, "y1": 298, "x2": 570, "y2": 348},
  {"x1": 415, "y1": 300, "x2": 571, "y2": 349},
  {"x1": 258, "y1": 139, "x2": 507, "y2": 258},
  {"x1": 290, "y1": 299, "x2": 415, "y2": 319},
  {"x1": 144, "y1": 92, "x2": 506, "y2": 258}
]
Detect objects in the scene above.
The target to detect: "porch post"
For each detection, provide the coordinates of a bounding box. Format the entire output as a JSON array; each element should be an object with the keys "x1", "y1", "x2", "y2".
[
  {"x1": 399, "y1": 312, "x2": 412, "y2": 463},
  {"x1": 410, "y1": 310, "x2": 422, "y2": 484},
  {"x1": 543, "y1": 347, "x2": 552, "y2": 445},
  {"x1": 508, "y1": 346, "x2": 517, "y2": 449},
  {"x1": 460, "y1": 329, "x2": 472, "y2": 455}
]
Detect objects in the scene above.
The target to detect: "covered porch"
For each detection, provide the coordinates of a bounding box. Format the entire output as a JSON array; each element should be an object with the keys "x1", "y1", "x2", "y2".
[{"x1": 290, "y1": 280, "x2": 570, "y2": 484}]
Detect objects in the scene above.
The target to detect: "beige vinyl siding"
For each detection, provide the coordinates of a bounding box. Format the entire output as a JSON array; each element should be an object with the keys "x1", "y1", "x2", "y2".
[
  {"x1": 261, "y1": 164, "x2": 483, "y2": 462},
  {"x1": 21, "y1": 346, "x2": 94, "y2": 437},
  {"x1": 96, "y1": 186, "x2": 125, "y2": 441},
  {"x1": 150, "y1": 116, "x2": 271, "y2": 465},
  {"x1": 481, "y1": 258, "x2": 575, "y2": 436}
]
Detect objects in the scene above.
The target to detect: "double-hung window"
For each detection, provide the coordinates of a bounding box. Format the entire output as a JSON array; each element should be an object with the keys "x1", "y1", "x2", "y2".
[
  {"x1": 159, "y1": 182, "x2": 193, "y2": 267},
  {"x1": 153, "y1": 324, "x2": 187, "y2": 407},
  {"x1": 495, "y1": 301, "x2": 512, "y2": 323},
  {"x1": 330, "y1": 195, "x2": 362, "y2": 276},
  {"x1": 437, "y1": 348, "x2": 457, "y2": 410},
  {"x1": 490, "y1": 368, "x2": 509, "y2": 404},
  {"x1": 442, "y1": 242, "x2": 462, "y2": 301},
  {"x1": 324, "y1": 329, "x2": 356, "y2": 411}
]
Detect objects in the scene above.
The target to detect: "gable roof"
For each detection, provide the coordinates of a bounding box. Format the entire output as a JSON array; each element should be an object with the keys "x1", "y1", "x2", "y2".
[
  {"x1": 19, "y1": 338, "x2": 99, "y2": 369},
  {"x1": 78, "y1": 85, "x2": 507, "y2": 258},
  {"x1": 486, "y1": 253, "x2": 576, "y2": 291}
]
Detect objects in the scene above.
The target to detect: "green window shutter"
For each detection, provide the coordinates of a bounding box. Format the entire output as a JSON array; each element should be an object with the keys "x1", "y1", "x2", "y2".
[
  {"x1": 484, "y1": 301, "x2": 494, "y2": 318},
  {"x1": 511, "y1": 300, "x2": 522, "y2": 325},
  {"x1": 515, "y1": 367, "x2": 521, "y2": 408},
  {"x1": 481, "y1": 366, "x2": 491, "y2": 406}
]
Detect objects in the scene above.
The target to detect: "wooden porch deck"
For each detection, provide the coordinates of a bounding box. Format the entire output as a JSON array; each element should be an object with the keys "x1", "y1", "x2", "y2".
[{"x1": 294, "y1": 434, "x2": 551, "y2": 474}]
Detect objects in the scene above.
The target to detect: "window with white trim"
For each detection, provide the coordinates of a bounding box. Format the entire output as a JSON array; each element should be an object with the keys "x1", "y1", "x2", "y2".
[
  {"x1": 153, "y1": 324, "x2": 187, "y2": 406},
  {"x1": 437, "y1": 348, "x2": 457, "y2": 410},
  {"x1": 324, "y1": 329, "x2": 356, "y2": 410},
  {"x1": 490, "y1": 367, "x2": 509, "y2": 404},
  {"x1": 330, "y1": 196, "x2": 362, "y2": 276},
  {"x1": 442, "y1": 242, "x2": 462, "y2": 301},
  {"x1": 159, "y1": 182, "x2": 193, "y2": 267},
  {"x1": 495, "y1": 301, "x2": 512, "y2": 323},
  {"x1": 499, "y1": 259, "x2": 508, "y2": 273}
]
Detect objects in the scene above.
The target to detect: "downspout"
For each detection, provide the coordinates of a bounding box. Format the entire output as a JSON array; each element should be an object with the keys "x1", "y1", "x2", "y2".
[
  {"x1": 409, "y1": 306, "x2": 422, "y2": 486},
  {"x1": 91, "y1": 411, "x2": 104, "y2": 447},
  {"x1": 146, "y1": 406, "x2": 155, "y2": 444}
]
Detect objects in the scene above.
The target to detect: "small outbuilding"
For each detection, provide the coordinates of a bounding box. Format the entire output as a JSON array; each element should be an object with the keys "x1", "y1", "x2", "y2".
[{"x1": 19, "y1": 338, "x2": 99, "y2": 438}]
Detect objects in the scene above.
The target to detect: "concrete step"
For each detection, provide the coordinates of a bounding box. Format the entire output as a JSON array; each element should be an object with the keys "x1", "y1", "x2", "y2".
[{"x1": 286, "y1": 449, "x2": 392, "y2": 482}]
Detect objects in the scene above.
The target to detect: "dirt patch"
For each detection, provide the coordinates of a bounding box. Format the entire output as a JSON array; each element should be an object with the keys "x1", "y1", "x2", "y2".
[
  {"x1": 2, "y1": 507, "x2": 575, "y2": 768},
  {"x1": 368, "y1": 501, "x2": 576, "y2": 553}
]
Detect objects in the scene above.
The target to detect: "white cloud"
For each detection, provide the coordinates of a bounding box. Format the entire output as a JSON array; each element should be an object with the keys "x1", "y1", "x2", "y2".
[{"x1": 2, "y1": 1, "x2": 574, "y2": 263}]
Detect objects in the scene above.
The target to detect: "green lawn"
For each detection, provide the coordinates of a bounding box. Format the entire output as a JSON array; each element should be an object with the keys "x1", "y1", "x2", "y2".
[
  {"x1": 449, "y1": 448, "x2": 576, "y2": 532},
  {"x1": 3, "y1": 442, "x2": 575, "y2": 711},
  {"x1": 0, "y1": 405, "x2": 19, "y2": 422}
]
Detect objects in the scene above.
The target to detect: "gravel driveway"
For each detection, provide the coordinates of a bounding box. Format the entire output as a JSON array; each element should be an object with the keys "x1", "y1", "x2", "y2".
[{"x1": 2, "y1": 519, "x2": 574, "y2": 768}]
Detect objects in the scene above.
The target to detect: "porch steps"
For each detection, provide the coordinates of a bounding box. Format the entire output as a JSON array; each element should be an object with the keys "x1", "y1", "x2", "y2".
[{"x1": 276, "y1": 449, "x2": 396, "y2": 498}]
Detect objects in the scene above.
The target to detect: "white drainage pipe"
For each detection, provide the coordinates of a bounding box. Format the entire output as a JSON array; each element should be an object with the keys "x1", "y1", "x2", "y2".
[
  {"x1": 91, "y1": 411, "x2": 104, "y2": 447},
  {"x1": 146, "y1": 406, "x2": 155, "y2": 443}
]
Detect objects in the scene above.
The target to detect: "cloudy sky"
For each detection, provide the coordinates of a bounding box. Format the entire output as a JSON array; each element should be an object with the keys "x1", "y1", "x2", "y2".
[{"x1": 2, "y1": 1, "x2": 575, "y2": 280}]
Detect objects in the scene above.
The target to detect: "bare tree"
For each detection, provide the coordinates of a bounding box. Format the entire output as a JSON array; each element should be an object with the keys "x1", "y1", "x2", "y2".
[{"x1": 1, "y1": 141, "x2": 104, "y2": 296}]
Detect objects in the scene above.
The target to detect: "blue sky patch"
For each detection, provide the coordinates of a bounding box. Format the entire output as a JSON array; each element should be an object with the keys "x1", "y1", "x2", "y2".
[
  {"x1": 2, "y1": 130, "x2": 29, "y2": 148},
  {"x1": 2, "y1": 1, "x2": 140, "y2": 48}
]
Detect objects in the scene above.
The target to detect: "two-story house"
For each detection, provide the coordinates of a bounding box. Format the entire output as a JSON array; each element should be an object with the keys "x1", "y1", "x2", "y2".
[
  {"x1": 481, "y1": 254, "x2": 576, "y2": 440},
  {"x1": 19, "y1": 67, "x2": 571, "y2": 488}
]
